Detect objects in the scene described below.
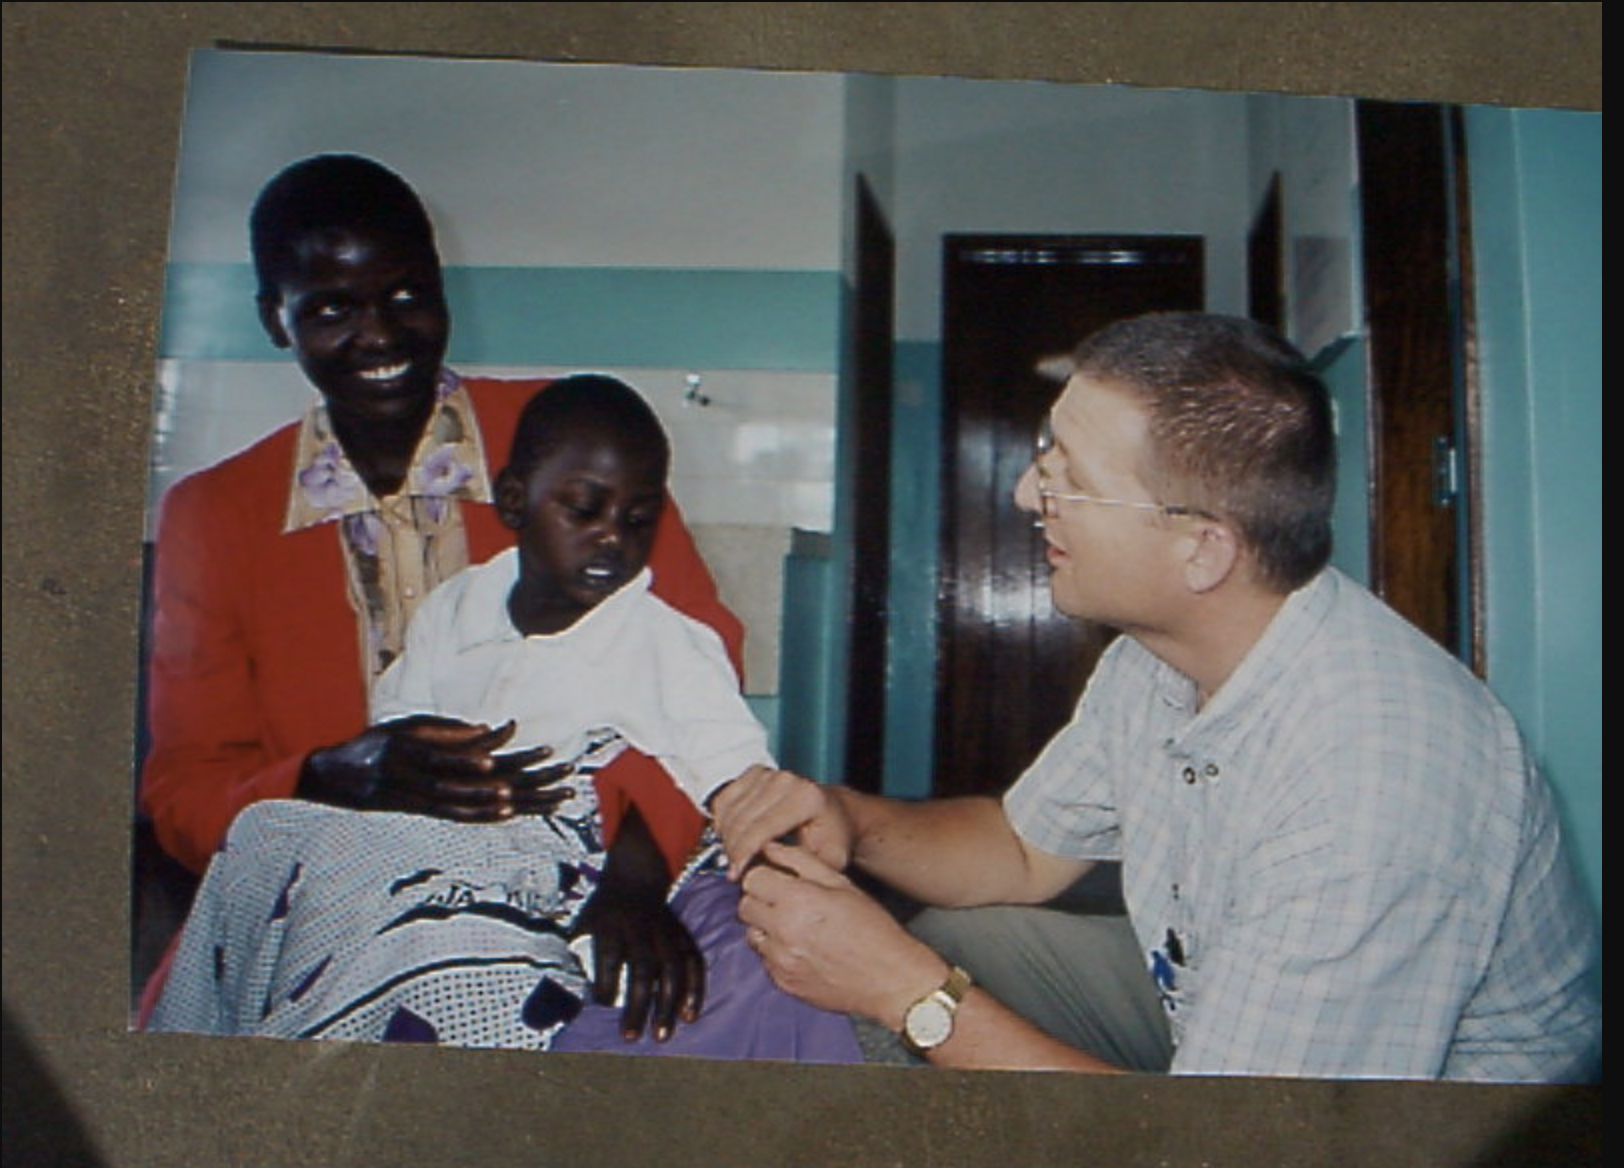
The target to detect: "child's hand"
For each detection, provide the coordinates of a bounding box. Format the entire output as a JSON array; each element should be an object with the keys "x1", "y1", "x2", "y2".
[
  {"x1": 298, "y1": 716, "x2": 575, "y2": 820},
  {"x1": 571, "y1": 883, "x2": 704, "y2": 1043},
  {"x1": 571, "y1": 805, "x2": 703, "y2": 1041}
]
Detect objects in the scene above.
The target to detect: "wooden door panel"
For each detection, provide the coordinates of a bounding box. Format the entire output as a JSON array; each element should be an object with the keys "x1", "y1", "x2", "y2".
[
  {"x1": 1356, "y1": 101, "x2": 1475, "y2": 663},
  {"x1": 936, "y1": 236, "x2": 1204, "y2": 798}
]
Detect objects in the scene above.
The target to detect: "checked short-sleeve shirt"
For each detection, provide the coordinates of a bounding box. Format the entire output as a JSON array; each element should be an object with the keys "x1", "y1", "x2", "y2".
[{"x1": 1005, "y1": 568, "x2": 1600, "y2": 1081}]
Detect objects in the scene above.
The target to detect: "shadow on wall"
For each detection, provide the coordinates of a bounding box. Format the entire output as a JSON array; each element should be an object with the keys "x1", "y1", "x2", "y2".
[
  {"x1": 1459, "y1": 1083, "x2": 1604, "y2": 1167},
  {"x1": 3, "y1": 1004, "x2": 111, "y2": 1168}
]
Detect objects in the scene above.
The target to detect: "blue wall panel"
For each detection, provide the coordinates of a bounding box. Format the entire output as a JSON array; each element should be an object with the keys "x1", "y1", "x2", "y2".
[
  {"x1": 1468, "y1": 105, "x2": 1602, "y2": 916},
  {"x1": 159, "y1": 263, "x2": 844, "y2": 373}
]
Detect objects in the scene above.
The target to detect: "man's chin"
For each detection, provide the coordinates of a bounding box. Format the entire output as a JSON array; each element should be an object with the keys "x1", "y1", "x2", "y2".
[{"x1": 1046, "y1": 583, "x2": 1099, "y2": 623}]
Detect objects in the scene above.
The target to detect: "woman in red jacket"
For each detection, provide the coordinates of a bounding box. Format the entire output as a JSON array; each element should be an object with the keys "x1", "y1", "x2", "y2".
[{"x1": 140, "y1": 153, "x2": 743, "y2": 1040}]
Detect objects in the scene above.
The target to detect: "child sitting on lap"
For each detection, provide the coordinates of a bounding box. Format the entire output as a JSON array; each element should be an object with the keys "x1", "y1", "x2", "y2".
[{"x1": 149, "y1": 375, "x2": 860, "y2": 1061}]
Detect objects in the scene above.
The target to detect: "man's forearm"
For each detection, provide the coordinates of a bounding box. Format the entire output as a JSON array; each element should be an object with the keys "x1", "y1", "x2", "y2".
[
  {"x1": 835, "y1": 789, "x2": 1086, "y2": 909},
  {"x1": 920, "y1": 985, "x2": 1125, "y2": 1074}
]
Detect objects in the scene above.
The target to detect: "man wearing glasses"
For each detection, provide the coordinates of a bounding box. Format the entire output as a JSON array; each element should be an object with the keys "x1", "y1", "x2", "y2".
[{"x1": 714, "y1": 312, "x2": 1599, "y2": 1082}]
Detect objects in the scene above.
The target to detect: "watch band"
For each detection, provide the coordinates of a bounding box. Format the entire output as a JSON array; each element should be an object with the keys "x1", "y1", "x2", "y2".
[{"x1": 937, "y1": 964, "x2": 973, "y2": 1008}]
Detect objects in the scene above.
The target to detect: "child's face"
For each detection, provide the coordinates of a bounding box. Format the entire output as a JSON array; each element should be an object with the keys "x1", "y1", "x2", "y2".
[
  {"x1": 499, "y1": 430, "x2": 666, "y2": 632},
  {"x1": 258, "y1": 224, "x2": 450, "y2": 429}
]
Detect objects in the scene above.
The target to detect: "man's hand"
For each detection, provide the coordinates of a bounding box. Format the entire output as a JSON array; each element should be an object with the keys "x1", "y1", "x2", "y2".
[
  {"x1": 711, "y1": 766, "x2": 856, "y2": 878},
  {"x1": 740, "y1": 843, "x2": 1128, "y2": 1075},
  {"x1": 737, "y1": 841, "x2": 948, "y2": 1029},
  {"x1": 571, "y1": 805, "x2": 703, "y2": 1042},
  {"x1": 299, "y1": 715, "x2": 573, "y2": 821}
]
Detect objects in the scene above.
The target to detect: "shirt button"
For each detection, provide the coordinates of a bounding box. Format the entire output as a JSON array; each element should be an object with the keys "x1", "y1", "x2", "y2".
[
  {"x1": 1182, "y1": 766, "x2": 1198, "y2": 785},
  {"x1": 1204, "y1": 763, "x2": 1220, "y2": 778}
]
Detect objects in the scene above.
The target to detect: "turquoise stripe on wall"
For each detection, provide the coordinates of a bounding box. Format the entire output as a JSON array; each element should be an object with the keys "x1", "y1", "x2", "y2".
[
  {"x1": 1468, "y1": 106, "x2": 1602, "y2": 919},
  {"x1": 883, "y1": 341, "x2": 943, "y2": 799},
  {"x1": 159, "y1": 263, "x2": 843, "y2": 372},
  {"x1": 1317, "y1": 334, "x2": 1371, "y2": 588},
  {"x1": 776, "y1": 539, "x2": 837, "y2": 782}
]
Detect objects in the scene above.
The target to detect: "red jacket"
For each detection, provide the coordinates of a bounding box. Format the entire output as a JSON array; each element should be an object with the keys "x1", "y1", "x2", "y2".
[{"x1": 141, "y1": 377, "x2": 741, "y2": 876}]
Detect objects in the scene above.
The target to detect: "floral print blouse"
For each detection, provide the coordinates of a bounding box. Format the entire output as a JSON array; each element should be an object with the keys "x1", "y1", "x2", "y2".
[{"x1": 282, "y1": 371, "x2": 492, "y2": 686}]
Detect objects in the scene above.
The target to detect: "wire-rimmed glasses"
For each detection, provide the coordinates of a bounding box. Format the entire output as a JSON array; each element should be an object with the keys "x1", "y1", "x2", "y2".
[{"x1": 1031, "y1": 415, "x2": 1216, "y2": 522}]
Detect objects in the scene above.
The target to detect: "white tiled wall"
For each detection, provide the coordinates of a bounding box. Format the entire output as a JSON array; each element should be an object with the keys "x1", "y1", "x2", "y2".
[{"x1": 147, "y1": 358, "x2": 838, "y2": 698}]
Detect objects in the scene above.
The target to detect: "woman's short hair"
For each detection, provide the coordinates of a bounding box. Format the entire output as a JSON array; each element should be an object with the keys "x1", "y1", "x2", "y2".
[
  {"x1": 1070, "y1": 312, "x2": 1336, "y2": 592},
  {"x1": 249, "y1": 154, "x2": 438, "y2": 300}
]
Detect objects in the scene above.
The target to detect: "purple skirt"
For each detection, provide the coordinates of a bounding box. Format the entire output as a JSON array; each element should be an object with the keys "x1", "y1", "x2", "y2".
[{"x1": 552, "y1": 872, "x2": 862, "y2": 1063}]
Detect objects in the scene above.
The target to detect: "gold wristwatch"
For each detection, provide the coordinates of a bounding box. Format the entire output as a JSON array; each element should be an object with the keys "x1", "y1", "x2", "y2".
[{"x1": 900, "y1": 965, "x2": 973, "y2": 1056}]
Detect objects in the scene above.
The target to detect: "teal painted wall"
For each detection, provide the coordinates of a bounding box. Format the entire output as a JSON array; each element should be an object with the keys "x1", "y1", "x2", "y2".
[
  {"x1": 817, "y1": 281, "x2": 859, "y2": 785},
  {"x1": 883, "y1": 341, "x2": 945, "y2": 799},
  {"x1": 774, "y1": 538, "x2": 838, "y2": 779},
  {"x1": 158, "y1": 257, "x2": 845, "y2": 770},
  {"x1": 159, "y1": 263, "x2": 843, "y2": 372},
  {"x1": 1466, "y1": 106, "x2": 1603, "y2": 916},
  {"x1": 1319, "y1": 335, "x2": 1372, "y2": 586},
  {"x1": 773, "y1": 289, "x2": 860, "y2": 787}
]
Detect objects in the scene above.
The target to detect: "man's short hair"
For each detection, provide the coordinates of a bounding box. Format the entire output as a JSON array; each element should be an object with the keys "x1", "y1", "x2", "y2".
[
  {"x1": 506, "y1": 374, "x2": 672, "y2": 484},
  {"x1": 249, "y1": 154, "x2": 438, "y2": 300},
  {"x1": 1071, "y1": 312, "x2": 1336, "y2": 592}
]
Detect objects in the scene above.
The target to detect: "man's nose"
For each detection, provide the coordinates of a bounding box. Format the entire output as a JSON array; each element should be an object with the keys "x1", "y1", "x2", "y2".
[{"x1": 1013, "y1": 462, "x2": 1042, "y2": 514}]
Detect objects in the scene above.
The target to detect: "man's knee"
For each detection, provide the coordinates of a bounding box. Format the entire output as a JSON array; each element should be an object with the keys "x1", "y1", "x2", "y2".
[
  {"x1": 907, "y1": 904, "x2": 1004, "y2": 963},
  {"x1": 909, "y1": 904, "x2": 1131, "y2": 973},
  {"x1": 907, "y1": 905, "x2": 1171, "y2": 1072}
]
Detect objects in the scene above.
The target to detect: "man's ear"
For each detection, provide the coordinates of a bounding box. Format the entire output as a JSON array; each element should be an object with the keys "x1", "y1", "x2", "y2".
[
  {"x1": 257, "y1": 294, "x2": 292, "y2": 350},
  {"x1": 494, "y1": 467, "x2": 526, "y2": 531},
  {"x1": 1182, "y1": 519, "x2": 1240, "y2": 595}
]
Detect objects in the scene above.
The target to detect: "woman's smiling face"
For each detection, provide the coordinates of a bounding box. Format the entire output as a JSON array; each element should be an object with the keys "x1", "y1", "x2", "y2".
[{"x1": 259, "y1": 224, "x2": 450, "y2": 429}]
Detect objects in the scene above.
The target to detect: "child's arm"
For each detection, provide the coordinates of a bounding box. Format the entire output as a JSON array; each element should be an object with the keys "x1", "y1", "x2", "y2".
[{"x1": 592, "y1": 753, "x2": 706, "y2": 878}]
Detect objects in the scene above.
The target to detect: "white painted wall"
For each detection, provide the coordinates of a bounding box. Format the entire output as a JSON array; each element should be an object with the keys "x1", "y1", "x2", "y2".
[
  {"x1": 890, "y1": 76, "x2": 1255, "y2": 339},
  {"x1": 170, "y1": 51, "x2": 847, "y2": 269},
  {"x1": 158, "y1": 51, "x2": 855, "y2": 698}
]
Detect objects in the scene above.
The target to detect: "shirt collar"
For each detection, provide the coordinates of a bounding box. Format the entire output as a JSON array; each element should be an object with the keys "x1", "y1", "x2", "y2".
[
  {"x1": 460, "y1": 549, "x2": 656, "y2": 649},
  {"x1": 282, "y1": 369, "x2": 493, "y2": 533},
  {"x1": 1154, "y1": 568, "x2": 1340, "y2": 749}
]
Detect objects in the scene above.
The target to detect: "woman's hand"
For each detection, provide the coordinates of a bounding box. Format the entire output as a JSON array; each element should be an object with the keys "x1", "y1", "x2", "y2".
[
  {"x1": 298, "y1": 715, "x2": 573, "y2": 820},
  {"x1": 571, "y1": 805, "x2": 704, "y2": 1042}
]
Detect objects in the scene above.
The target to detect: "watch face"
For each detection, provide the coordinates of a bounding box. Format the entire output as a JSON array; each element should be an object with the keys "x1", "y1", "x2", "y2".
[{"x1": 905, "y1": 996, "x2": 953, "y2": 1049}]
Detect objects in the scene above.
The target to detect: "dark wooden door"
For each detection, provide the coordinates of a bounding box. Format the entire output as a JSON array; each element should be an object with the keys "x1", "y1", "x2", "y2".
[
  {"x1": 842, "y1": 176, "x2": 895, "y2": 791},
  {"x1": 1357, "y1": 101, "x2": 1480, "y2": 667},
  {"x1": 934, "y1": 235, "x2": 1204, "y2": 798}
]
